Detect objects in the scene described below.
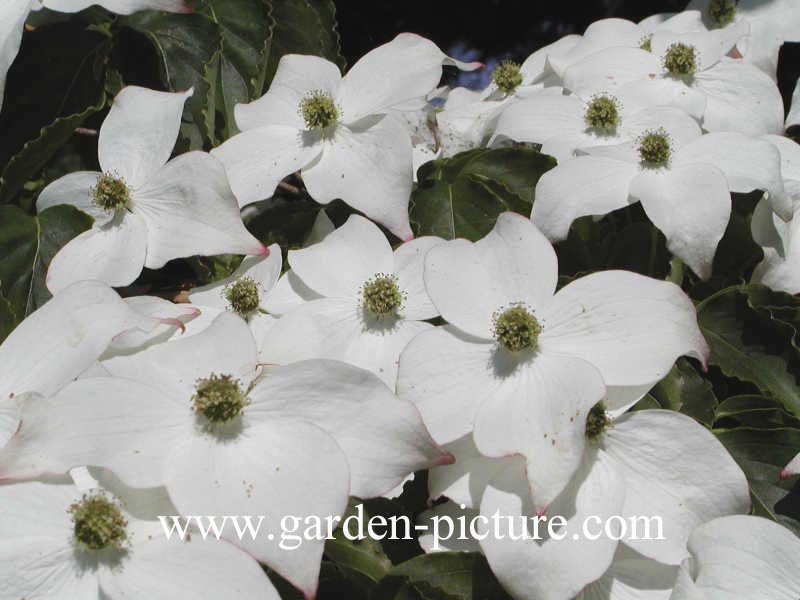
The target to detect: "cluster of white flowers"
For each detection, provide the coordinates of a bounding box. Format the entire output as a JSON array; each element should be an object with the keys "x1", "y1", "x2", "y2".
[{"x1": 1, "y1": 0, "x2": 800, "y2": 599}]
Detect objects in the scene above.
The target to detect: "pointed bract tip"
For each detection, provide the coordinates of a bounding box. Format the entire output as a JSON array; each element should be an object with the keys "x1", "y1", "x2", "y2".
[
  {"x1": 780, "y1": 468, "x2": 795, "y2": 480},
  {"x1": 177, "y1": 1, "x2": 194, "y2": 13},
  {"x1": 301, "y1": 582, "x2": 319, "y2": 600},
  {"x1": 535, "y1": 505, "x2": 548, "y2": 518},
  {"x1": 158, "y1": 317, "x2": 186, "y2": 334},
  {"x1": 402, "y1": 233, "x2": 415, "y2": 243},
  {"x1": 435, "y1": 452, "x2": 456, "y2": 467},
  {"x1": 254, "y1": 243, "x2": 270, "y2": 257}
]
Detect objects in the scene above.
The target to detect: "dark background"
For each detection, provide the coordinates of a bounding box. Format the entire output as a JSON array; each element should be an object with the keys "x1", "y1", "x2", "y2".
[{"x1": 336, "y1": 0, "x2": 800, "y2": 107}]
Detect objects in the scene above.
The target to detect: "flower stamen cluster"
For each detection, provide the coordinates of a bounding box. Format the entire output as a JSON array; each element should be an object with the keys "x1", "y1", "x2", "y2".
[
  {"x1": 585, "y1": 95, "x2": 621, "y2": 131},
  {"x1": 361, "y1": 273, "x2": 405, "y2": 317},
  {"x1": 492, "y1": 61, "x2": 523, "y2": 94},
  {"x1": 192, "y1": 373, "x2": 250, "y2": 424},
  {"x1": 663, "y1": 43, "x2": 698, "y2": 76},
  {"x1": 224, "y1": 276, "x2": 261, "y2": 319},
  {"x1": 91, "y1": 173, "x2": 131, "y2": 212},
  {"x1": 492, "y1": 303, "x2": 542, "y2": 353},
  {"x1": 299, "y1": 90, "x2": 339, "y2": 130},
  {"x1": 69, "y1": 493, "x2": 128, "y2": 551},
  {"x1": 708, "y1": 0, "x2": 736, "y2": 28},
  {"x1": 638, "y1": 128, "x2": 672, "y2": 166},
  {"x1": 585, "y1": 401, "x2": 611, "y2": 440}
]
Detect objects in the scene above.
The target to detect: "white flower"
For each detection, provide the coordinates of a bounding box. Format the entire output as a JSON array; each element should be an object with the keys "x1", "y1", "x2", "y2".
[
  {"x1": 0, "y1": 280, "x2": 159, "y2": 447},
  {"x1": 0, "y1": 0, "x2": 190, "y2": 110},
  {"x1": 397, "y1": 212, "x2": 708, "y2": 512},
  {"x1": 433, "y1": 409, "x2": 747, "y2": 600},
  {"x1": 0, "y1": 478, "x2": 276, "y2": 599},
  {"x1": 37, "y1": 86, "x2": 266, "y2": 293},
  {"x1": 187, "y1": 242, "x2": 283, "y2": 353},
  {"x1": 670, "y1": 515, "x2": 800, "y2": 599},
  {"x1": 562, "y1": 27, "x2": 783, "y2": 136},
  {"x1": 0, "y1": 311, "x2": 451, "y2": 597},
  {"x1": 787, "y1": 77, "x2": 800, "y2": 130},
  {"x1": 534, "y1": 121, "x2": 789, "y2": 279},
  {"x1": 212, "y1": 34, "x2": 480, "y2": 241},
  {"x1": 258, "y1": 214, "x2": 443, "y2": 388},
  {"x1": 686, "y1": 0, "x2": 800, "y2": 79}
]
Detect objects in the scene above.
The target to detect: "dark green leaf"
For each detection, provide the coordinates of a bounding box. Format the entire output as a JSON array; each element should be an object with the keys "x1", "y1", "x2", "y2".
[
  {"x1": 410, "y1": 148, "x2": 555, "y2": 241},
  {"x1": 373, "y1": 552, "x2": 511, "y2": 600},
  {"x1": 697, "y1": 284, "x2": 800, "y2": 417},
  {"x1": 648, "y1": 358, "x2": 718, "y2": 426},
  {"x1": 0, "y1": 204, "x2": 92, "y2": 327}
]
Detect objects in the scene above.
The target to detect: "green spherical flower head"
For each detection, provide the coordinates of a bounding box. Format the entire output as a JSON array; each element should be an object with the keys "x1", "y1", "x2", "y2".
[
  {"x1": 91, "y1": 173, "x2": 131, "y2": 212},
  {"x1": 663, "y1": 42, "x2": 697, "y2": 76},
  {"x1": 708, "y1": 0, "x2": 736, "y2": 28},
  {"x1": 639, "y1": 34, "x2": 653, "y2": 52},
  {"x1": 224, "y1": 276, "x2": 260, "y2": 318},
  {"x1": 300, "y1": 90, "x2": 339, "y2": 130},
  {"x1": 492, "y1": 303, "x2": 542, "y2": 353},
  {"x1": 585, "y1": 401, "x2": 611, "y2": 440},
  {"x1": 362, "y1": 273, "x2": 404, "y2": 317},
  {"x1": 638, "y1": 128, "x2": 672, "y2": 166},
  {"x1": 70, "y1": 493, "x2": 128, "y2": 551},
  {"x1": 193, "y1": 374, "x2": 250, "y2": 424},
  {"x1": 585, "y1": 95, "x2": 621, "y2": 131},
  {"x1": 492, "y1": 61, "x2": 523, "y2": 94}
]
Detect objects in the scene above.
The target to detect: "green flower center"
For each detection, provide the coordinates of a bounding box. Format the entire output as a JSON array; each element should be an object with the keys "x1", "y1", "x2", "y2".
[
  {"x1": 362, "y1": 273, "x2": 404, "y2": 317},
  {"x1": 70, "y1": 493, "x2": 128, "y2": 551},
  {"x1": 639, "y1": 34, "x2": 653, "y2": 52},
  {"x1": 192, "y1": 374, "x2": 250, "y2": 424},
  {"x1": 91, "y1": 173, "x2": 130, "y2": 212},
  {"x1": 492, "y1": 61, "x2": 523, "y2": 94},
  {"x1": 663, "y1": 43, "x2": 697, "y2": 76},
  {"x1": 585, "y1": 401, "x2": 611, "y2": 440},
  {"x1": 585, "y1": 95, "x2": 621, "y2": 131},
  {"x1": 224, "y1": 276, "x2": 260, "y2": 318},
  {"x1": 708, "y1": 0, "x2": 736, "y2": 28},
  {"x1": 638, "y1": 128, "x2": 672, "y2": 166},
  {"x1": 299, "y1": 90, "x2": 339, "y2": 130},
  {"x1": 492, "y1": 304, "x2": 542, "y2": 353}
]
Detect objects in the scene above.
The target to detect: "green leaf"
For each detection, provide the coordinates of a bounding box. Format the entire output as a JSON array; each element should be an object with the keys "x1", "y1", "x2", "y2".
[
  {"x1": 714, "y1": 395, "x2": 800, "y2": 429},
  {"x1": 0, "y1": 293, "x2": 16, "y2": 343},
  {"x1": 410, "y1": 148, "x2": 556, "y2": 241},
  {"x1": 264, "y1": 0, "x2": 346, "y2": 86},
  {"x1": 648, "y1": 358, "x2": 718, "y2": 426},
  {"x1": 0, "y1": 204, "x2": 93, "y2": 331},
  {"x1": 0, "y1": 22, "x2": 111, "y2": 204},
  {"x1": 697, "y1": 284, "x2": 800, "y2": 417},
  {"x1": 324, "y1": 500, "x2": 394, "y2": 588},
  {"x1": 373, "y1": 552, "x2": 511, "y2": 600}
]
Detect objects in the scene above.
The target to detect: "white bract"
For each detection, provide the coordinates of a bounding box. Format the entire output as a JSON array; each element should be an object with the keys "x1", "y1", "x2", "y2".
[
  {"x1": 0, "y1": 310, "x2": 450, "y2": 597},
  {"x1": 212, "y1": 34, "x2": 480, "y2": 241},
  {"x1": 398, "y1": 213, "x2": 708, "y2": 512},
  {"x1": 259, "y1": 214, "x2": 442, "y2": 387},
  {"x1": 0, "y1": 280, "x2": 161, "y2": 447},
  {"x1": 0, "y1": 478, "x2": 277, "y2": 599},
  {"x1": 0, "y1": 0, "x2": 190, "y2": 110},
  {"x1": 37, "y1": 86, "x2": 265, "y2": 293},
  {"x1": 534, "y1": 119, "x2": 789, "y2": 279},
  {"x1": 670, "y1": 515, "x2": 800, "y2": 599}
]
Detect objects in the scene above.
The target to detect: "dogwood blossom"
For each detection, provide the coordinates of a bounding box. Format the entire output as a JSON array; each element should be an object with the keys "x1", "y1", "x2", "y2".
[
  {"x1": 398, "y1": 213, "x2": 708, "y2": 512},
  {"x1": 0, "y1": 478, "x2": 276, "y2": 599},
  {"x1": 212, "y1": 34, "x2": 480, "y2": 241},
  {"x1": 259, "y1": 214, "x2": 442, "y2": 387},
  {"x1": 0, "y1": 0, "x2": 190, "y2": 110},
  {"x1": 562, "y1": 26, "x2": 783, "y2": 136},
  {"x1": 0, "y1": 311, "x2": 450, "y2": 597},
  {"x1": 534, "y1": 121, "x2": 789, "y2": 279},
  {"x1": 37, "y1": 86, "x2": 265, "y2": 293},
  {"x1": 670, "y1": 515, "x2": 800, "y2": 599},
  {"x1": 472, "y1": 408, "x2": 747, "y2": 600}
]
